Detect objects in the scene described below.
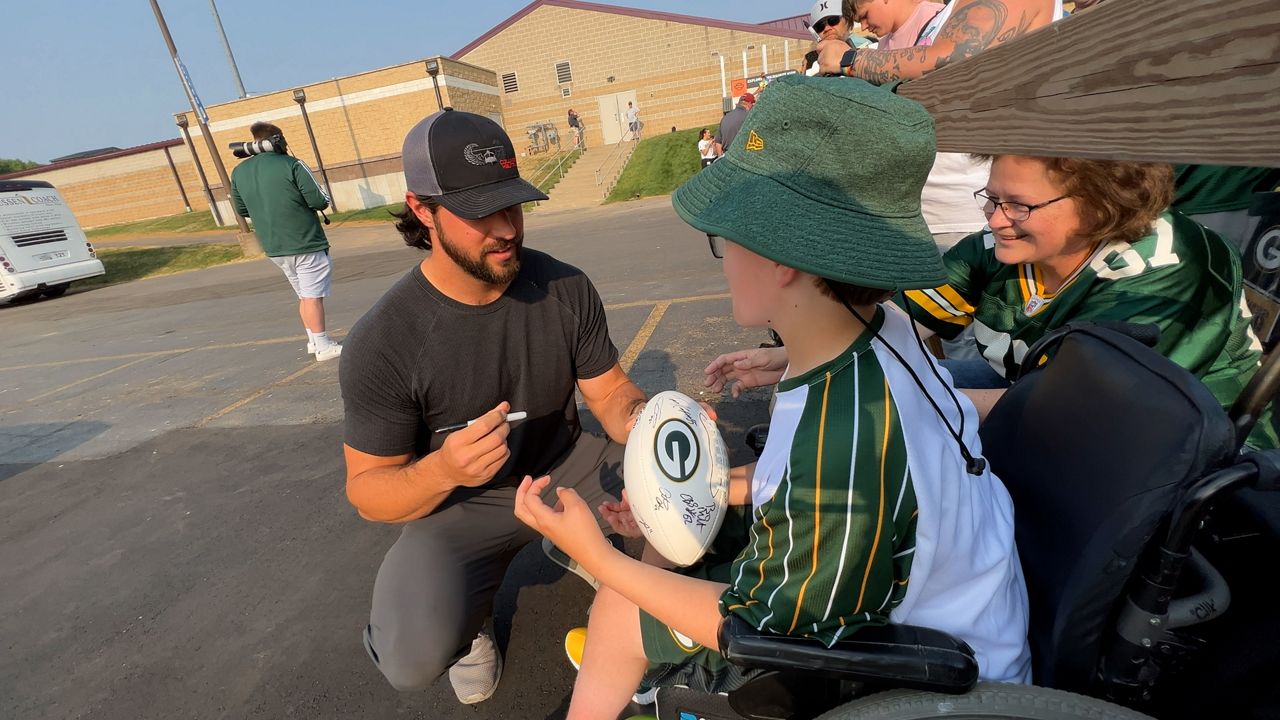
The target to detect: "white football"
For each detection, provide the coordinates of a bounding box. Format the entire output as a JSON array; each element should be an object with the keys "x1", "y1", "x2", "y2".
[{"x1": 624, "y1": 391, "x2": 730, "y2": 566}]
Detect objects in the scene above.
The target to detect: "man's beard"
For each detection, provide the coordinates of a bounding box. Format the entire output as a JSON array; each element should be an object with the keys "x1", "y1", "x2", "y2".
[{"x1": 436, "y1": 224, "x2": 522, "y2": 285}]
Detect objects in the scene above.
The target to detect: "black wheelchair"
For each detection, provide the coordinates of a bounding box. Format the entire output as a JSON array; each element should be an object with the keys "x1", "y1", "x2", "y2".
[{"x1": 649, "y1": 322, "x2": 1280, "y2": 720}]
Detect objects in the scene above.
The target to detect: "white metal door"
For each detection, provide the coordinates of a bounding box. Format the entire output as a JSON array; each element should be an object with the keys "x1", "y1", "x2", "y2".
[{"x1": 596, "y1": 90, "x2": 638, "y2": 145}]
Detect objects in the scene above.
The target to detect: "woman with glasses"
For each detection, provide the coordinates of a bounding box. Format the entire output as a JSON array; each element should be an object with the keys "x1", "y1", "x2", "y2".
[{"x1": 706, "y1": 155, "x2": 1274, "y2": 446}]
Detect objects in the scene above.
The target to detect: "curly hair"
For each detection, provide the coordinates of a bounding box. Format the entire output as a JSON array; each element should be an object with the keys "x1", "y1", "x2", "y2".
[
  {"x1": 391, "y1": 196, "x2": 441, "y2": 250},
  {"x1": 976, "y1": 155, "x2": 1175, "y2": 247}
]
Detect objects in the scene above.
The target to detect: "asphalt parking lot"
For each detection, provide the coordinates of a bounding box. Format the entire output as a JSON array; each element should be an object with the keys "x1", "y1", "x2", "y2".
[{"x1": 0, "y1": 197, "x2": 773, "y2": 719}]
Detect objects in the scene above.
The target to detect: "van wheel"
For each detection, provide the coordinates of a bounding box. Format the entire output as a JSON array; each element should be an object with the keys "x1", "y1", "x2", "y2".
[
  {"x1": 816, "y1": 683, "x2": 1156, "y2": 720},
  {"x1": 41, "y1": 283, "x2": 69, "y2": 298}
]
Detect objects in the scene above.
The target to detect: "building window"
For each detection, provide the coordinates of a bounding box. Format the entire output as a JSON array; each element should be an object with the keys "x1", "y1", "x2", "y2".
[
  {"x1": 501, "y1": 72, "x2": 519, "y2": 94},
  {"x1": 554, "y1": 61, "x2": 573, "y2": 85},
  {"x1": 561, "y1": 86, "x2": 572, "y2": 98}
]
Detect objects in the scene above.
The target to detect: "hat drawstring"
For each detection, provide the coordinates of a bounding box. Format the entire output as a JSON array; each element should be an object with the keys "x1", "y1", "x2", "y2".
[{"x1": 831, "y1": 284, "x2": 987, "y2": 477}]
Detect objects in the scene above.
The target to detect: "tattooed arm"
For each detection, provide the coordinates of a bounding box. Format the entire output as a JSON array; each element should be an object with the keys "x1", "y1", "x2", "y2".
[{"x1": 817, "y1": 0, "x2": 1053, "y2": 85}]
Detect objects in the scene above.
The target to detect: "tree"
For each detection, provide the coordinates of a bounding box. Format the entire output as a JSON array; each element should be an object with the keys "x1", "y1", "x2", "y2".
[{"x1": 0, "y1": 158, "x2": 40, "y2": 174}]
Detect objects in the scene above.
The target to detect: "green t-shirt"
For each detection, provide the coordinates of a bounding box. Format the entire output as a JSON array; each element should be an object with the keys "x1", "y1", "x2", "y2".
[
  {"x1": 1173, "y1": 165, "x2": 1280, "y2": 215},
  {"x1": 904, "y1": 211, "x2": 1275, "y2": 447},
  {"x1": 230, "y1": 153, "x2": 330, "y2": 257}
]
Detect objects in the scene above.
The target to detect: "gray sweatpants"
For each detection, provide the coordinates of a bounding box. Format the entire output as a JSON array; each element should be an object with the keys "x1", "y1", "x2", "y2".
[{"x1": 362, "y1": 432, "x2": 624, "y2": 691}]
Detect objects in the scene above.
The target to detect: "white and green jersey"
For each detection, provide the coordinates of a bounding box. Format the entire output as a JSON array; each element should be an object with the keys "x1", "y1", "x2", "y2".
[
  {"x1": 719, "y1": 308, "x2": 1031, "y2": 683},
  {"x1": 903, "y1": 212, "x2": 1274, "y2": 448}
]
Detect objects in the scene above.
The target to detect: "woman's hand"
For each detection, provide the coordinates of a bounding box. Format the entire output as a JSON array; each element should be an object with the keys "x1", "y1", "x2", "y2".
[
  {"x1": 704, "y1": 347, "x2": 788, "y2": 398},
  {"x1": 599, "y1": 490, "x2": 644, "y2": 539},
  {"x1": 514, "y1": 475, "x2": 614, "y2": 567}
]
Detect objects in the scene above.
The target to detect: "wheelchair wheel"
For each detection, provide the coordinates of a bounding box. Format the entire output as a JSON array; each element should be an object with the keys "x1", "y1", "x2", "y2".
[{"x1": 815, "y1": 682, "x2": 1155, "y2": 720}]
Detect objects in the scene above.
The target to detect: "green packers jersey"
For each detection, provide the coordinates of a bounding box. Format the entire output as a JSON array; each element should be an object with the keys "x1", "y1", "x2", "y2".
[
  {"x1": 717, "y1": 310, "x2": 1033, "y2": 685},
  {"x1": 719, "y1": 314, "x2": 918, "y2": 645},
  {"x1": 904, "y1": 211, "x2": 1275, "y2": 447}
]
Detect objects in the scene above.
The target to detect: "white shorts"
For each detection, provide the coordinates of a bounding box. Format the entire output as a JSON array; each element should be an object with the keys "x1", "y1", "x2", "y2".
[{"x1": 270, "y1": 251, "x2": 332, "y2": 299}]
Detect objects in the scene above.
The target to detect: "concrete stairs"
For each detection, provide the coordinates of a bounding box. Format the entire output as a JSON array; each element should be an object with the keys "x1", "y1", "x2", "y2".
[{"x1": 533, "y1": 142, "x2": 635, "y2": 212}]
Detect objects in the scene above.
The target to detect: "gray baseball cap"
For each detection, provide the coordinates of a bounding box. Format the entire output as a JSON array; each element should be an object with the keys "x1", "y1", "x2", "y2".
[{"x1": 401, "y1": 108, "x2": 547, "y2": 218}]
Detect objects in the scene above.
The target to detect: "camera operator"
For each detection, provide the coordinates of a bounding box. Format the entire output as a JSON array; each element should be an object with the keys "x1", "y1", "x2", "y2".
[{"x1": 230, "y1": 121, "x2": 341, "y2": 362}]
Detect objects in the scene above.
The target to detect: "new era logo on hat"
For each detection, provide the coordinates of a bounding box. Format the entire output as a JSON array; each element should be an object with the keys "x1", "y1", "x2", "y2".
[{"x1": 402, "y1": 109, "x2": 547, "y2": 219}]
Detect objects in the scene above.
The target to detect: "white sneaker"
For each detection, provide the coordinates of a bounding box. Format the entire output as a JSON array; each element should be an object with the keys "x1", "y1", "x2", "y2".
[
  {"x1": 449, "y1": 623, "x2": 503, "y2": 704},
  {"x1": 306, "y1": 341, "x2": 316, "y2": 354},
  {"x1": 315, "y1": 344, "x2": 342, "y2": 362}
]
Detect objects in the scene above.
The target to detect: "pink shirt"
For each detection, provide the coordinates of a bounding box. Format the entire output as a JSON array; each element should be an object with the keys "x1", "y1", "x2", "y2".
[{"x1": 878, "y1": 1, "x2": 946, "y2": 51}]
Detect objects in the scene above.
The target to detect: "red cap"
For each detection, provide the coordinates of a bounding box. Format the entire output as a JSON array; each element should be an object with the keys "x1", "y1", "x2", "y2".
[{"x1": 740, "y1": 92, "x2": 756, "y2": 104}]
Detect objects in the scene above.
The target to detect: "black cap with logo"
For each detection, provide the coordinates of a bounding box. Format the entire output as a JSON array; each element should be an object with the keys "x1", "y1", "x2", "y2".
[{"x1": 402, "y1": 108, "x2": 548, "y2": 219}]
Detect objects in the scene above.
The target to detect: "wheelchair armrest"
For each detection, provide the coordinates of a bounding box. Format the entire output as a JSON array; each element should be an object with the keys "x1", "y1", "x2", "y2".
[{"x1": 718, "y1": 614, "x2": 978, "y2": 695}]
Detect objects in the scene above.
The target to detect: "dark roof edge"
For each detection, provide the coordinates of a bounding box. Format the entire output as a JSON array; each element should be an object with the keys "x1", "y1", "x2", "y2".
[
  {"x1": 451, "y1": 0, "x2": 810, "y2": 59},
  {"x1": 0, "y1": 138, "x2": 184, "y2": 180}
]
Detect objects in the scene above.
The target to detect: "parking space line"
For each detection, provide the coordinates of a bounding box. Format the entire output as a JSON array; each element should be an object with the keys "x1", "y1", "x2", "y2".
[
  {"x1": 620, "y1": 301, "x2": 671, "y2": 373},
  {"x1": 0, "y1": 335, "x2": 311, "y2": 373},
  {"x1": 195, "y1": 362, "x2": 325, "y2": 428},
  {"x1": 605, "y1": 292, "x2": 728, "y2": 312},
  {"x1": 26, "y1": 356, "x2": 152, "y2": 404}
]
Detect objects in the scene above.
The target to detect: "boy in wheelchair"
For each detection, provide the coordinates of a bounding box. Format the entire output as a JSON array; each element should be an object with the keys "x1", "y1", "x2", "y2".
[{"x1": 513, "y1": 76, "x2": 1032, "y2": 719}]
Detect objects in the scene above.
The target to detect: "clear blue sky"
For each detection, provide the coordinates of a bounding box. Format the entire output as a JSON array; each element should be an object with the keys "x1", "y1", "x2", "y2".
[{"x1": 2, "y1": 0, "x2": 793, "y2": 163}]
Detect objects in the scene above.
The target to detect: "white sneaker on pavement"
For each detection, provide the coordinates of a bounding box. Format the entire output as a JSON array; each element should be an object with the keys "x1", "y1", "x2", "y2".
[
  {"x1": 449, "y1": 622, "x2": 503, "y2": 704},
  {"x1": 315, "y1": 343, "x2": 342, "y2": 362}
]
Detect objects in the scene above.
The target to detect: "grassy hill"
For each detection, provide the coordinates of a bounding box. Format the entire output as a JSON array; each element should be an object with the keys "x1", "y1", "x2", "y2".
[{"x1": 606, "y1": 125, "x2": 718, "y2": 203}]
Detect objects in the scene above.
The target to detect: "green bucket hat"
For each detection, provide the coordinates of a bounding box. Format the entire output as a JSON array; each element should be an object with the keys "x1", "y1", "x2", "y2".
[{"x1": 673, "y1": 75, "x2": 945, "y2": 290}]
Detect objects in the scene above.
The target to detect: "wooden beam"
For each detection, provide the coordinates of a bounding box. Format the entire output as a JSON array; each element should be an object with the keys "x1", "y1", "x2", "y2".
[{"x1": 897, "y1": 0, "x2": 1280, "y2": 166}]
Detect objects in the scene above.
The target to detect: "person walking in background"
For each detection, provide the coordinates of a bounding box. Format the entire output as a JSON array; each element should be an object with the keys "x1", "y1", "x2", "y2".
[
  {"x1": 230, "y1": 121, "x2": 341, "y2": 362},
  {"x1": 697, "y1": 128, "x2": 718, "y2": 168},
  {"x1": 625, "y1": 102, "x2": 641, "y2": 140},
  {"x1": 567, "y1": 108, "x2": 584, "y2": 149}
]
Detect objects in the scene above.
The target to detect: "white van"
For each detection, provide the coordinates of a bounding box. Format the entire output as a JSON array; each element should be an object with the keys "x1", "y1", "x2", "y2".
[{"x1": 0, "y1": 180, "x2": 104, "y2": 302}]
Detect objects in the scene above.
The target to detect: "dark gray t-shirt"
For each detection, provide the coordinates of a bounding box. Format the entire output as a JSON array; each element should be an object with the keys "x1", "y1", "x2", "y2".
[
  {"x1": 340, "y1": 248, "x2": 618, "y2": 485},
  {"x1": 715, "y1": 105, "x2": 750, "y2": 151}
]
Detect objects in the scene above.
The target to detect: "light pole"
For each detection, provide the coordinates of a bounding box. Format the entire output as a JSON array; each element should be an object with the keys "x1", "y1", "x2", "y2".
[
  {"x1": 425, "y1": 58, "x2": 444, "y2": 111},
  {"x1": 711, "y1": 52, "x2": 729, "y2": 114},
  {"x1": 174, "y1": 113, "x2": 223, "y2": 225},
  {"x1": 208, "y1": 0, "x2": 246, "y2": 99},
  {"x1": 149, "y1": 0, "x2": 248, "y2": 233},
  {"x1": 292, "y1": 88, "x2": 337, "y2": 212}
]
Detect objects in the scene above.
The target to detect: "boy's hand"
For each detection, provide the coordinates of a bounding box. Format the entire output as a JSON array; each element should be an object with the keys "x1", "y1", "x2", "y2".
[
  {"x1": 704, "y1": 347, "x2": 788, "y2": 398},
  {"x1": 599, "y1": 490, "x2": 644, "y2": 539},
  {"x1": 436, "y1": 402, "x2": 512, "y2": 488},
  {"x1": 514, "y1": 475, "x2": 614, "y2": 566}
]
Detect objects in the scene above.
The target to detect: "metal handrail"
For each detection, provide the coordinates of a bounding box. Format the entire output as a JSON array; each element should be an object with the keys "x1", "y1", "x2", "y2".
[
  {"x1": 593, "y1": 130, "x2": 640, "y2": 198},
  {"x1": 526, "y1": 145, "x2": 581, "y2": 204}
]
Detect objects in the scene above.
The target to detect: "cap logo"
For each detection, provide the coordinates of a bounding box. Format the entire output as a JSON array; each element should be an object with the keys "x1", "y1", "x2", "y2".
[
  {"x1": 463, "y1": 143, "x2": 504, "y2": 166},
  {"x1": 745, "y1": 130, "x2": 765, "y2": 152}
]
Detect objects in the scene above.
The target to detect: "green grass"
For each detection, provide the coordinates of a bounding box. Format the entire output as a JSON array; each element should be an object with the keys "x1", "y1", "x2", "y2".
[
  {"x1": 328, "y1": 203, "x2": 404, "y2": 224},
  {"x1": 606, "y1": 126, "x2": 718, "y2": 203},
  {"x1": 86, "y1": 211, "x2": 222, "y2": 238},
  {"x1": 78, "y1": 244, "x2": 245, "y2": 288}
]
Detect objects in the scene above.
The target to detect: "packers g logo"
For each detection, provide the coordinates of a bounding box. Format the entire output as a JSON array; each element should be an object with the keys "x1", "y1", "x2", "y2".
[
  {"x1": 1253, "y1": 227, "x2": 1280, "y2": 273},
  {"x1": 654, "y1": 419, "x2": 700, "y2": 482}
]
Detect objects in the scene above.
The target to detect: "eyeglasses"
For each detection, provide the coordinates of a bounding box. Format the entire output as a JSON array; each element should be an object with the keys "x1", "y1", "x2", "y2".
[
  {"x1": 707, "y1": 234, "x2": 725, "y2": 259},
  {"x1": 973, "y1": 191, "x2": 1069, "y2": 222},
  {"x1": 811, "y1": 15, "x2": 843, "y2": 33}
]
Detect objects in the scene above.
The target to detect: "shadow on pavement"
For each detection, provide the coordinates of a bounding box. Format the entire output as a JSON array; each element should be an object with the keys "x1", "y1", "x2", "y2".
[{"x1": 0, "y1": 421, "x2": 111, "y2": 482}]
